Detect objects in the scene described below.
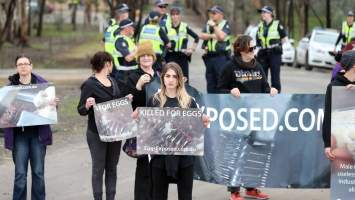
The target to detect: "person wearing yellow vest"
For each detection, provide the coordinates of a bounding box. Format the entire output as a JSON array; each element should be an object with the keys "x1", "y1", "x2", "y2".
[
  {"x1": 113, "y1": 19, "x2": 138, "y2": 82},
  {"x1": 143, "y1": 0, "x2": 172, "y2": 32},
  {"x1": 165, "y1": 7, "x2": 199, "y2": 83},
  {"x1": 256, "y1": 6, "x2": 287, "y2": 93},
  {"x1": 200, "y1": 6, "x2": 232, "y2": 93},
  {"x1": 335, "y1": 11, "x2": 355, "y2": 50},
  {"x1": 139, "y1": 11, "x2": 171, "y2": 72}
]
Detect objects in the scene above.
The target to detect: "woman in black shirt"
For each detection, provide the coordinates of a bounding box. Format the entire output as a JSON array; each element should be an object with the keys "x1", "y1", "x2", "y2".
[
  {"x1": 135, "y1": 62, "x2": 209, "y2": 200},
  {"x1": 218, "y1": 35, "x2": 277, "y2": 200},
  {"x1": 77, "y1": 52, "x2": 125, "y2": 200}
]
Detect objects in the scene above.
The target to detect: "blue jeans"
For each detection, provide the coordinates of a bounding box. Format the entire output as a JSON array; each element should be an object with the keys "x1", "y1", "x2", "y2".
[{"x1": 12, "y1": 132, "x2": 46, "y2": 200}]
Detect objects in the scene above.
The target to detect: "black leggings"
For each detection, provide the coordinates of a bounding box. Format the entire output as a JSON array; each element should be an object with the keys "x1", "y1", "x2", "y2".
[
  {"x1": 87, "y1": 129, "x2": 121, "y2": 200},
  {"x1": 151, "y1": 165, "x2": 194, "y2": 200},
  {"x1": 134, "y1": 156, "x2": 152, "y2": 200}
]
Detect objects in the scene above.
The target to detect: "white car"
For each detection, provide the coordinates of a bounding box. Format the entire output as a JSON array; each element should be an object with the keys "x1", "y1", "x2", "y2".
[
  {"x1": 295, "y1": 28, "x2": 340, "y2": 70},
  {"x1": 282, "y1": 38, "x2": 295, "y2": 66}
]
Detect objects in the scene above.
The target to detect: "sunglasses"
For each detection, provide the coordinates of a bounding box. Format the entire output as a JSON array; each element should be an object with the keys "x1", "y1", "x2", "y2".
[
  {"x1": 248, "y1": 46, "x2": 257, "y2": 52},
  {"x1": 158, "y1": 5, "x2": 168, "y2": 8}
]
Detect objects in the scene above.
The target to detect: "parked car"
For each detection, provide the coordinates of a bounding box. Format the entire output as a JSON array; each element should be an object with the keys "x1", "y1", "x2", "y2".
[
  {"x1": 282, "y1": 38, "x2": 295, "y2": 66},
  {"x1": 295, "y1": 28, "x2": 341, "y2": 70}
]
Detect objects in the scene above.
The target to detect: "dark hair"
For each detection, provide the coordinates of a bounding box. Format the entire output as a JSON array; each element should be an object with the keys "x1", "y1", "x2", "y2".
[
  {"x1": 90, "y1": 51, "x2": 113, "y2": 72},
  {"x1": 233, "y1": 35, "x2": 253, "y2": 54},
  {"x1": 15, "y1": 55, "x2": 32, "y2": 65}
]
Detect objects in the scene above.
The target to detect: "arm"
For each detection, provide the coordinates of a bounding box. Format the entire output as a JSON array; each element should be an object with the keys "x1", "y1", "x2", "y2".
[
  {"x1": 115, "y1": 38, "x2": 137, "y2": 62},
  {"x1": 278, "y1": 23, "x2": 287, "y2": 45},
  {"x1": 322, "y1": 84, "x2": 332, "y2": 148},
  {"x1": 187, "y1": 26, "x2": 199, "y2": 48},
  {"x1": 335, "y1": 33, "x2": 344, "y2": 47},
  {"x1": 77, "y1": 81, "x2": 93, "y2": 116},
  {"x1": 159, "y1": 28, "x2": 171, "y2": 46}
]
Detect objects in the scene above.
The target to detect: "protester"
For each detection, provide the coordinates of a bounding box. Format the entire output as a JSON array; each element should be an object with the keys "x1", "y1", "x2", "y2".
[
  {"x1": 323, "y1": 50, "x2": 355, "y2": 161},
  {"x1": 4, "y1": 55, "x2": 58, "y2": 200},
  {"x1": 77, "y1": 51, "x2": 128, "y2": 200},
  {"x1": 133, "y1": 62, "x2": 209, "y2": 200},
  {"x1": 218, "y1": 35, "x2": 277, "y2": 200},
  {"x1": 125, "y1": 41, "x2": 160, "y2": 200}
]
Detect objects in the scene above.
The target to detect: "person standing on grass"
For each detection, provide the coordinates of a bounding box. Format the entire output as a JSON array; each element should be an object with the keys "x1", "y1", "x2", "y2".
[
  {"x1": 4, "y1": 55, "x2": 59, "y2": 200},
  {"x1": 77, "y1": 51, "x2": 130, "y2": 200}
]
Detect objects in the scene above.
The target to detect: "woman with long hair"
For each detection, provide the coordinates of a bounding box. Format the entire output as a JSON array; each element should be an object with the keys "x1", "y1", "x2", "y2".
[
  {"x1": 77, "y1": 51, "x2": 127, "y2": 200},
  {"x1": 218, "y1": 35, "x2": 277, "y2": 200},
  {"x1": 4, "y1": 55, "x2": 58, "y2": 200},
  {"x1": 134, "y1": 62, "x2": 209, "y2": 200}
]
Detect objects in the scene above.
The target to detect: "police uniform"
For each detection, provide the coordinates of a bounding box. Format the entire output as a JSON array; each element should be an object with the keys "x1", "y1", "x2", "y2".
[
  {"x1": 139, "y1": 11, "x2": 170, "y2": 72},
  {"x1": 202, "y1": 7, "x2": 232, "y2": 93},
  {"x1": 256, "y1": 8, "x2": 287, "y2": 93},
  {"x1": 113, "y1": 34, "x2": 138, "y2": 81},
  {"x1": 335, "y1": 12, "x2": 355, "y2": 48},
  {"x1": 165, "y1": 17, "x2": 199, "y2": 81}
]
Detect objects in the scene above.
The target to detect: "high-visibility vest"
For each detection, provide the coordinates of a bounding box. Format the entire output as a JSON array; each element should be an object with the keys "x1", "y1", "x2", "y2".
[
  {"x1": 206, "y1": 20, "x2": 231, "y2": 52},
  {"x1": 342, "y1": 21, "x2": 355, "y2": 44},
  {"x1": 113, "y1": 35, "x2": 138, "y2": 71},
  {"x1": 167, "y1": 22, "x2": 188, "y2": 52},
  {"x1": 257, "y1": 20, "x2": 281, "y2": 48},
  {"x1": 139, "y1": 24, "x2": 164, "y2": 54},
  {"x1": 161, "y1": 13, "x2": 172, "y2": 31},
  {"x1": 104, "y1": 21, "x2": 119, "y2": 56}
]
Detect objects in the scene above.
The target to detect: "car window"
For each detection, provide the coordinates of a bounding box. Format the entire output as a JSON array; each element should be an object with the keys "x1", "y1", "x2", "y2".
[{"x1": 313, "y1": 32, "x2": 337, "y2": 44}]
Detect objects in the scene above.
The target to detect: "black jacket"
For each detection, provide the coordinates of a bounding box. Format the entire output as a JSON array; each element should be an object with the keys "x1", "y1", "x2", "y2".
[
  {"x1": 217, "y1": 55, "x2": 271, "y2": 94},
  {"x1": 322, "y1": 72, "x2": 355, "y2": 148},
  {"x1": 126, "y1": 68, "x2": 160, "y2": 109},
  {"x1": 77, "y1": 76, "x2": 122, "y2": 133}
]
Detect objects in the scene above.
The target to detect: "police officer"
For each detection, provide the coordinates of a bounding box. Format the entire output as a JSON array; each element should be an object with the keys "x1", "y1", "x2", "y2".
[
  {"x1": 113, "y1": 19, "x2": 138, "y2": 82},
  {"x1": 165, "y1": 7, "x2": 199, "y2": 82},
  {"x1": 139, "y1": 11, "x2": 171, "y2": 72},
  {"x1": 103, "y1": 3, "x2": 131, "y2": 76},
  {"x1": 335, "y1": 11, "x2": 355, "y2": 50},
  {"x1": 256, "y1": 6, "x2": 287, "y2": 93},
  {"x1": 200, "y1": 6, "x2": 232, "y2": 93},
  {"x1": 144, "y1": 0, "x2": 172, "y2": 31}
]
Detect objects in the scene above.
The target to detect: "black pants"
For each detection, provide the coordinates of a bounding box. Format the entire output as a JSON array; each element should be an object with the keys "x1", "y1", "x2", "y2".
[
  {"x1": 151, "y1": 165, "x2": 194, "y2": 200},
  {"x1": 134, "y1": 156, "x2": 151, "y2": 200},
  {"x1": 257, "y1": 51, "x2": 282, "y2": 92},
  {"x1": 87, "y1": 129, "x2": 122, "y2": 200},
  {"x1": 165, "y1": 52, "x2": 190, "y2": 82},
  {"x1": 228, "y1": 186, "x2": 255, "y2": 193},
  {"x1": 202, "y1": 53, "x2": 230, "y2": 93}
]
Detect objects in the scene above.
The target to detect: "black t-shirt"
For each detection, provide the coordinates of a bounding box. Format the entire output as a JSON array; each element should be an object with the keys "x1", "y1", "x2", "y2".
[{"x1": 147, "y1": 95, "x2": 197, "y2": 173}]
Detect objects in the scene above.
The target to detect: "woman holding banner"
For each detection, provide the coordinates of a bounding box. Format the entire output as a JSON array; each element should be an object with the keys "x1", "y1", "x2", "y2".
[
  {"x1": 132, "y1": 62, "x2": 209, "y2": 200},
  {"x1": 323, "y1": 50, "x2": 355, "y2": 161},
  {"x1": 218, "y1": 35, "x2": 277, "y2": 200},
  {"x1": 125, "y1": 40, "x2": 160, "y2": 200},
  {"x1": 4, "y1": 55, "x2": 58, "y2": 200},
  {"x1": 77, "y1": 51, "x2": 126, "y2": 200}
]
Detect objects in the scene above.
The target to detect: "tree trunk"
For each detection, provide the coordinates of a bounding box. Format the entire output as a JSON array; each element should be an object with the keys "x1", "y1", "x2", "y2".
[
  {"x1": 19, "y1": 0, "x2": 29, "y2": 47},
  {"x1": 37, "y1": 0, "x2": 46, "y2": 37},
  {"x1": 28, "y1": 0, "x2": 32, "y2": 36},
  {"x1": 304, "y1": 0, "x2": 309, "y2": 35},
  {"x1": 0, "y1": 0, "x2": 17, "y2": 48},
  {"x1": 71, "y1": 3, "x2": 78, "y2": 31},
  {"x1": 326, "y1": 0, "x2": 331, "y2": 28}
]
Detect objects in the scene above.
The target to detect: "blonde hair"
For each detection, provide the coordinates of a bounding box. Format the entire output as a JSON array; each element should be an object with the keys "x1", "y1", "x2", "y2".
[{"x1": 153, "y1": 62, "x2": 191, "y2": 108}]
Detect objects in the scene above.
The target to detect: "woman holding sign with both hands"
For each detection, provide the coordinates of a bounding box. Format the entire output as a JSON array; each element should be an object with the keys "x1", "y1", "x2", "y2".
[
  {"x1": 77, "y1": 51, "x2": 132, "y2": 200},
  {"x1": 132, "y1": 62, "x2": 209, "y2": 200},
  {"x1": 218, "y1": 35, "x2": 277, "y2": 200}
]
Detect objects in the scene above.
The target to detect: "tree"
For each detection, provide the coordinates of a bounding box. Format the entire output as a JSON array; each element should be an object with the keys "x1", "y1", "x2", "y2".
[
  {"x1": 37, "y1": 0, "x2": 46, "y2": 37},
  {"x1": 19, "y1": 0, "x2": 29, "y2": 46},
  {"x1": 0, "y1": 0, "x2": 17, "y2": 48}
]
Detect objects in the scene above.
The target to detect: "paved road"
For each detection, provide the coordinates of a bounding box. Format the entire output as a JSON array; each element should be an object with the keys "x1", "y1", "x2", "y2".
[{"x1": 0, "y1": 10, "x2": 333, "y2": 200}]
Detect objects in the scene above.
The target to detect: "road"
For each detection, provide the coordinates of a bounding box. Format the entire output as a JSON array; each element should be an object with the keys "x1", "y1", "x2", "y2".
[{"x1": 0, "y1": 10, "x2": 333, "y2": 200}]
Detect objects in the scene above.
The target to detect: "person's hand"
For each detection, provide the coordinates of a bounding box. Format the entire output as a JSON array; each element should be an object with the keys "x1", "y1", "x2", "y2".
[
  {"x1": 126, "y1": 94, "x2": 133, "y2": 102},
  {"x1": 207, "y1": 20, "x2": 216, "y2": 27},
  {"x1": 346, "y1": 84, "x2": 355, "y2": 90},
  {"x1": 85, "y1": 97, "x2": 96, "y2": 110},
  {"x1": 231, "y1": 88, "x2": 241, "y2": 98},
  {"x1": 202, "y1": 114, "x2": 210, "y2": 128},
  {"x1": 270, "y1": 88, "x2": 278, "y2": 96},
  {"x1": 136, "y1": 74, "x2": 151, "y2": 91},
  {"x1": 184, "y1": 48, "x2": 194, "y2": 56},
  {"x1": 131, "y1": 109, "x2": 139, "y2": 120},
  {"x1": 325, "y1": 147, "x2": 336, "y2": 160}
]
